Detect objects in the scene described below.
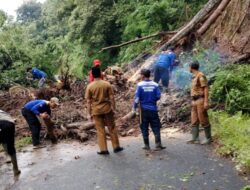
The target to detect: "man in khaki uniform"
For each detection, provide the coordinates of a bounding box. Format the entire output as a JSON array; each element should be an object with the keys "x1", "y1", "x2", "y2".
[
  {"x1": 85, "y1": 67, "x2": 124, "y2": 155},
  {"x1": 187, "y1": 61, "x2": 212, "y2": 145}
]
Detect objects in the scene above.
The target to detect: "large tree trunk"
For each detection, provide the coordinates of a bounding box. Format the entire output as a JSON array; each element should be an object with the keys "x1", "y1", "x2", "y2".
[{"x1": 197, "y1": 0, "x2": 231, "y2": 35}]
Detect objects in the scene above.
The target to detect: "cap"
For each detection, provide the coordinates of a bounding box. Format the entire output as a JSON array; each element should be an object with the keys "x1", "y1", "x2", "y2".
[
  {"x1": 50, "y1": 97, "x2": 60, "y2": 106},
  {"x1": 93, "y1": 59, "x2": 101, "y2": 66}
]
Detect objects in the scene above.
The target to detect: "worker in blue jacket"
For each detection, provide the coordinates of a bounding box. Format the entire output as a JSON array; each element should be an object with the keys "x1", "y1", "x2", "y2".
[
  {"x1": 133, "y1": 69, "x2": 166, "y2": 151},
  {"x1": 154, "y1": 47, "x2": 177, "y2": 92},
  {"x1": 27, "y1": 67, "x2": 47, "y2": 88},
  {"x1": 21, "y1": 97, "x2": 59, "y2": 146}
]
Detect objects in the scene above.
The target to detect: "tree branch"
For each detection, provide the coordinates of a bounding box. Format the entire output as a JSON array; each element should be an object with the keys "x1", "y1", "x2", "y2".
[{"x1": 99, "y1": 31, "x2": 177, "y2": 52}]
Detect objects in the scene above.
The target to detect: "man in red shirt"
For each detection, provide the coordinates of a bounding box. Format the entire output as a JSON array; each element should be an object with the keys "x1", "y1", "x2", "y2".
[{"x1": 89, "y1": 59, "x2": 104, "y2": 82}]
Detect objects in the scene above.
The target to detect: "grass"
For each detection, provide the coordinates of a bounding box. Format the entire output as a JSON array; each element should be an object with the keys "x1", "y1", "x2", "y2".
[
  {"x1": 209, "y1": 111, "x2": 250, "y2": 170},
  {"x1": 15, "y1": 137, "x2": 32, "y2": 149},
  {"x1": 0, "y1": 136, "x2": 32, "y2": 153}
]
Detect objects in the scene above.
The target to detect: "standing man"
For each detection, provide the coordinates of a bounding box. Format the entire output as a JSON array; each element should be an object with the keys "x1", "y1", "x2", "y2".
[
  {"x1": 21, "y1": 97, "x2": 59, "y2": 147},
  {"x1": 187, "y1": 61, "x2": 212, "y2": 145},
  {"x1": 27, "y1": 67, "x2": 47, "y2": 88},
  {"x1": 0, "y1": 110, "x2": 21, "y2": 176},
  {"x1": 154, "y1": 50, "x2": 171, "y2": 92},
  {"x1": 88, "y1": 59, "x2": 104, "y2": 82},
  {"x1": 85, "y1": 67, "x2": 123, "y2": 155},
  {"x1": 133, "y1": 69, "x2": 166, "y2": 151}
]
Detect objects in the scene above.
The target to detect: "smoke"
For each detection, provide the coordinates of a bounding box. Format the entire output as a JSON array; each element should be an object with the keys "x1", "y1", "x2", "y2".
[{"x1": 170, "y1": 48, "x2": 224, "y2": 90}]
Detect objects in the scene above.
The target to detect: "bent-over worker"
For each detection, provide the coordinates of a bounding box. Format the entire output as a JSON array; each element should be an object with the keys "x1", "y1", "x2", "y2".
[{"x1": 27, "y1": 67, "x2": 47, "y2": 88}]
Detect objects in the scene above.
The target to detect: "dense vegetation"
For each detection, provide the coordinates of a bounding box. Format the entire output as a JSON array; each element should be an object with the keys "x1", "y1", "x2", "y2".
[{"x1": 0, "y1": 0, "x2": 207, "y2": 87}]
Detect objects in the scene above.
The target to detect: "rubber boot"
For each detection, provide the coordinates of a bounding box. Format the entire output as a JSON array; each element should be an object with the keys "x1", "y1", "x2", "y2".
[
  {"x1": 187, "y1": 126, "x2": 200, "y2": 144},
  {"x1": 154, "y1": 136, "x2": 166, "y2": 151},
  {"x1": 201, "y1": 126, "x2": 212, "y2": 145},
  {"x1": 142, "y1": 138, "x2": 150, "y2": 150},
  {"x1": 10, "y1": 154, "x2": 21, "y2": 176}
]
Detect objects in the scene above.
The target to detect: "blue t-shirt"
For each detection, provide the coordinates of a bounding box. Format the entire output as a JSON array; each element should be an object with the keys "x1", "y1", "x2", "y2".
[
  {"x1": 32, "y1": 68, "x2": 47, "y2": 79},
  {"x1": 133, "y1": 80, "x2": 161, "y2": 111},
  {"x1": 24, "y1": 100, "x2": 51, "y2": 116}
]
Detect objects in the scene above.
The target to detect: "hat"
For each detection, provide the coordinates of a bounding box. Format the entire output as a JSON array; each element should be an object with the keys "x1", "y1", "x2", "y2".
[
  {"x1": 50, "y1": 97, "x2": 60, "y2": 106},
  {"x1": 93, "y1": 59, "x2": 101, "y2": 66}
]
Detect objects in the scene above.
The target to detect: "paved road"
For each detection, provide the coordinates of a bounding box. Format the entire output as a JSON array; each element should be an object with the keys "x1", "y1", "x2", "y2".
[{"x1": 0, "y1": 129, "x2": 248, "y2": 190}]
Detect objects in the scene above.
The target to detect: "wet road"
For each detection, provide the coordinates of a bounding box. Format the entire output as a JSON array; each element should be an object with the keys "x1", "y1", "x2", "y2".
[{"x1": 0, "y1": 129, "x2": 248, "y2": 190}]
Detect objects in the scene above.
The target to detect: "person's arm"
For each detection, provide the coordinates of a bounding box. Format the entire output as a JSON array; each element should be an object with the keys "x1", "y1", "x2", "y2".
[
  {"x1": 204, "y1": 86, "x2": 209, "y2": 110},
  {"x1": 133, "y1": 85, "x2": 140, "y2": 111},
  {"x1": 109, "y1": 85, "x2": 116, "y2": 112},
  {"x1": 85, "y1": 86, "x2": 93, "y2": 120},
  {"x1": 200, "y1": 75, "x2": 209, "y2": 110},
  {"x1": 155, "y1": 86, "x2": 161, "y2": 101},
  {"x1": 31, "y1": 103, "x2": 49, "y2": 118}
]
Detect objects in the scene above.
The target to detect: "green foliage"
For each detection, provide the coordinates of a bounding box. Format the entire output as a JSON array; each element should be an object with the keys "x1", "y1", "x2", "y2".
[
  {"x1": 210, "y1": 111, "x2": 250, "y2": 170},
  {"x1": 211, "y1": 65, "x2": 250, "y2": 114},
  {"x1": 0, "y1": 10, "x2": 7, "y2": 27},
  {"x1": 16, "y1": 0, "x2": 42, "y2": 23},
  {"x1": 0, "y1": 0, "x2": 208, "y2": 88},
  {"x1": 241, "y1": 186, "x2": 250, "y2": 190}
]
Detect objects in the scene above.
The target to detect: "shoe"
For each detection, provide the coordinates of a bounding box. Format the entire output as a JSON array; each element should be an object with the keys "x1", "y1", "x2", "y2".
[
  {"x1": 114, "y1": 147, "x2": 124, "y2": 153},
  {"x1": 33, "y1": 144, "x2": 46, "y2": 149},
  {"x1": 97, "y1": 151, "x2": 110, "y2": 155},
  {"x1": 187, "y1": 126, "x2": 200, "y2": 144}
]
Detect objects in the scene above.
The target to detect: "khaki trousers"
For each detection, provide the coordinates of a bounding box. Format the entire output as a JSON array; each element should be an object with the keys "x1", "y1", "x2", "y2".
[
  {"x1": 93, "y1": 111, "x2": 120, "y2": 151},
  {"x1": 191, "y1": 98, "x2": 210, "y2": 127}
]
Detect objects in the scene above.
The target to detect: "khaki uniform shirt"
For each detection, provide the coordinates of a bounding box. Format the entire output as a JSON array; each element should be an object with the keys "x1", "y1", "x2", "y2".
[
  {"x1": 85, "y1": 80, "x2": 114, "y2": 116},
  {"x1": 191, "y1": 71, "x2": 208, "y2": 97}
]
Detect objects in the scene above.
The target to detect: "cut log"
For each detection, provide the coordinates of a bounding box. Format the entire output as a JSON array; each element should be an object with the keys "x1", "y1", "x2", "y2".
[
  {"x1": 121, "y1": 111, "x2": 136, "y2": 121},
  {"x1": 197, "y1": 0, "x2": 231, "y2": 35},
  {"x1": 100, "y1": 31, "x2": 177, "y2": 52}
]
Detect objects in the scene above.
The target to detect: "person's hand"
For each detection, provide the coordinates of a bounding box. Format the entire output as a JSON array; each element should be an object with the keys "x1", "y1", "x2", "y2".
[
  {"x1": 204, "y1": 102, "x2": 209, "y2": 110},
  {"x1": 40, "y1": 113, "x2": 50, "y2": 119}
]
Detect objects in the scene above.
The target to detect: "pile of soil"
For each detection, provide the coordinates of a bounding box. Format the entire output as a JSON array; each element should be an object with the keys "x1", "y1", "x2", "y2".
[{"x1": 0, "y1": 68, "x2": 191, "y2": 144}]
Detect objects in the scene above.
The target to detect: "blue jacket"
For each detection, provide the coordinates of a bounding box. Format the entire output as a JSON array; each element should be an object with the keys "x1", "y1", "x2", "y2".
[
  {"x1": 24, "y1": 100, "x2": 51, "y2": 116},
  {"x1": 32, "y1": 68, "x2": 47, "y2": 79},
  {"x1": 155, "y1": 53, "x2": 171, "y2": 69},
  {"x1": 133, "y1": 80, "x2": 161, "y2": 111}
]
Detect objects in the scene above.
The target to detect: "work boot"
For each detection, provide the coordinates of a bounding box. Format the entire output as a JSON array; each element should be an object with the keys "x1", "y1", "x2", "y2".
[
  {"x1": 114, "y1": 147, "x2": 124, "y2": 153},
  {"x1": 10, "y1": 154, "x2": 21, "y2": 176},
  {"x1": 154, "y1": 136, "x2": 166, "y2": 151},
  {"x1": 201, "y1": 126, "x2": 212, "y2": 145},
  {"x1": 142, "y1": 138, "x2": 150, "y2": 150},
  {"x1": 187, "y1": 126, "x2": 200, "y2": 144},
  {"x1": 97, "y1": 150, "x2": 110, "y2": 155}
]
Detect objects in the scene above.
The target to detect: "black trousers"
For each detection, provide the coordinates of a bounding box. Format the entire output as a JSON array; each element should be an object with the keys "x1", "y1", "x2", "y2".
[
  {"x1": 0, "y1": 120, "x2": 16, "y2": 156},
  {"x1": 140, "y1": 109, "x2": 161, "y2": 141},
  {"x1": 22, "y1": 108, "x2": 41, "y2": 146},
  {"x1": 154, "y1": 65, "x2": 170, "y2": 88}
]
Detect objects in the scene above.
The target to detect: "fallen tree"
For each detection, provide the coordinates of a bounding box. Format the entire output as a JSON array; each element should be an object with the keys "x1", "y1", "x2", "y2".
[{"x1": 99, "y1": 31, "x2": 177, "y2": 52}]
